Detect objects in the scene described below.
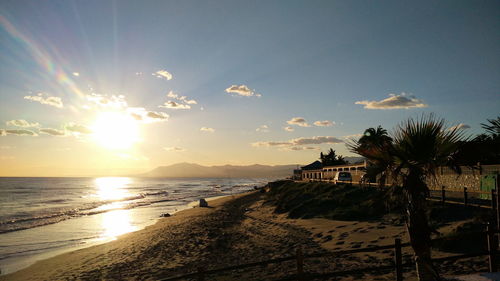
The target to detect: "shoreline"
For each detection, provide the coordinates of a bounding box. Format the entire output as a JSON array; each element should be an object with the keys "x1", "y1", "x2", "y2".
[
  {"x1": 0, "y1": 192, "x2": 243, "y2": 277},
  {"x1": 0, "y1": 192, "x2": 248, "y2": 281}
]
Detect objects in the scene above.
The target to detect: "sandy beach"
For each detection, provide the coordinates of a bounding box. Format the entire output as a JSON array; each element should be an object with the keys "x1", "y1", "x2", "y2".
[{"x1": 1, "y1": 190, "x2": 488, "y2": 281}]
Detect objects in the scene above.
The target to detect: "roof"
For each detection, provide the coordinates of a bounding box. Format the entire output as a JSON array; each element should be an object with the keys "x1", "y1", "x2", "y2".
[{"x1": 301, "y1": 161, "x2": 323, "y2": 170}]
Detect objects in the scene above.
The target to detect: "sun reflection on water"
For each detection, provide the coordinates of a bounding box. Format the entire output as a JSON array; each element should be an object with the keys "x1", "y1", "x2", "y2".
[
  {"x1": 95, "y1": 177, "x2": 132, "y2": 200},
  {"x1": 101, "y1": 209, "x2": 137, "y2": 239}
]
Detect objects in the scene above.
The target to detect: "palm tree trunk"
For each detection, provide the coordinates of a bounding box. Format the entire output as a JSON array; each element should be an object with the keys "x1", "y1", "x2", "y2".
[{"x1": 405, "y1": 172, "x2": 441, "y2": 281}]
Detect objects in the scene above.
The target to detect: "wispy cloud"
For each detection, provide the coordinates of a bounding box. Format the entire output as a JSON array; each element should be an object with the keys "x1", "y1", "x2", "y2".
[
  {"x1": 314, "y1": 120, "x2": 335, "y2": 127},
  {"x1": 64, "y1": 123, "x2": 92, "y2": 135},
  {"x1": 225, "y1": 85, "x2": 262, "y2": 97},
  {"x1": 281, "y1": 146, "x2": 320, "y2": 151},
  {"x1": 284, "y1": 126, "x2": 295, "y2": 132},
  {"x1": 159, "y1": 101, "x2": 191, "y2": 110},
  {"x1": 85, "y1": 93, "x2": 128, "y2": 109},
  {"x1": 128, "y1": 108, "x2": 169, "y2": 123},
  {"x1": 6, "y1": 119, "x2": 40, "y2": 128},
  {"x1": 252, "y1": 136, "x2": 343, "y2": 148},
  {"x1": 256, "y1": 125, "x2": 269, "y2": 132},
  {"x1": 72, "y1": 72, "x2": 80, "y2": 77},
  {"x1": 24, "y1": 93, "x2": 63, "y2": 108},
  {"x1": 449, "y1": 123, "x2": 471, "y2": 131},
  {"x1": 153, "y1": 70, "x2": 173, "y2": 80},
  {"x1": 164, "y1": 146, "x2": 186, "y2": 152},
  {"x1": 167, "y1": 91, "x2": 198, "y2": 105},
  {"x1": 287, "y1": 117, "x2": 310, "y2": 127},
  {"x1": 0, "y1": 129, "x2": 38, "y2": 136},
  {"x1": 355, "y1": 93, "x2": 428, "y2": 109},
  {"x1": 200, "y1": 127, "x2": 215, "y2": 133},
  {"x1": 39, "y1": 128, "x2": 66, "y2": 136}
]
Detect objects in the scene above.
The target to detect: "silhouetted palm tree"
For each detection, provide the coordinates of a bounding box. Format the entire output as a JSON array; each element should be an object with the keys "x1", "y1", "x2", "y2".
[{"x1": 350, "y1": 115, "x2": 466, "y2": 281}]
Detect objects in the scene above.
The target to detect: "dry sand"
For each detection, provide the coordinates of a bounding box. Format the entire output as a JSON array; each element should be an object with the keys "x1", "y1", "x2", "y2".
[{"x1": 1, "y1": 191, "x2": 488, "y2": 281}]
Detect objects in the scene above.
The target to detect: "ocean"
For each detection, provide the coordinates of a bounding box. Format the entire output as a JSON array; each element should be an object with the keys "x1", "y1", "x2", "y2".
[{"x1": 0, "y1": 177, "x2": 269, "y2": 275}]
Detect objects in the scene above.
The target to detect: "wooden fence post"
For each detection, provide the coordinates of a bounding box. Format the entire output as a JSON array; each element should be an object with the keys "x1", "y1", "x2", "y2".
[
  {"x1": 463, "y1": 187, "x2": 468, "y2": 207},
  {"x1": 441, "y1": 186, "x2": 446, "y2": 205},
  {"x1": 487, "y1": 223, "x2": 498, "y2": 272},
  {"x1": 197, "y1": 267, "x2": 205, "y2": 281},
  {"x1": 394, "y1": 238, "x2": 403, "y2": 281},
  {"x1": 296, "y1": 247, "x2": 304, "y2": 281},
  {"x1": 491, "y1": 190, "x2": 497, "y2": 225}
]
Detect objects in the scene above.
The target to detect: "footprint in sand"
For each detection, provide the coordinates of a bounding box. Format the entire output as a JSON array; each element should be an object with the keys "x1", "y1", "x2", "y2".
[
  {"x1": 336, "y1": 225, "x2": 347, "y2": 228},
  {"x1": 322, "y1": 235, "x2": 333, "y2": 242},
  {"x1": 328, "y1": 229, "x2": 335, "y2": 233},
  {"x1": 335, "y1": 241, "x2": 345, "y2": 245},
  {"x1": 314, "y1": 233, "x2": 323, "y2": 238}
]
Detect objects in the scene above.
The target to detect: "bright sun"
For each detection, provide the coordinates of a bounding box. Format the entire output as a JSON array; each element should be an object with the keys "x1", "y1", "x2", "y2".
[{"x1": 91, "y1": 112, "x2": 140, "y2": 149}]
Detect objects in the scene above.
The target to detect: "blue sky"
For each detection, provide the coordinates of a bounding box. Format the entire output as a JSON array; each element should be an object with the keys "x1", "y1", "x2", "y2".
[{"x1": 0, "y1": 0, "x2": 499, "y2": 176}]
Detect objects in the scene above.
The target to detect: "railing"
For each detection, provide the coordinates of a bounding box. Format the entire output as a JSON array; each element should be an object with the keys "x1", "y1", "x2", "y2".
[{"x1": 160, "y1": 228, "x2": 499, "y2": 281}]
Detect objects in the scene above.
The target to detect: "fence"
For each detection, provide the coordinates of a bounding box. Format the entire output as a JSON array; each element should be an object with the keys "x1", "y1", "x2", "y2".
[{"x1": 160, "y1": 226, "x2": 499, "y2": 281}]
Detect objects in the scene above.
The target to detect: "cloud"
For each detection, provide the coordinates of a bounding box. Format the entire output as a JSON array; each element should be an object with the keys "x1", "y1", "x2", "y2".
[
  {"x1": 153, "y1": 70, "x2": 173, "y2": 80},
  {"x1": 64, "y1": 123, "x2": 92, "y2": 135},
  {"x1": 164, "y1": 146, "x2": 186, "y2": 152},
  {"x1": 256, "y1": 125, "x2": 269, "y2": 132},
  {"x1": 314, "y1": 120, "x2": 335, "y2": 127},
  {"x1": 85, "y1": 93, "x2": 128, "y2": 109},
  {"x1": 6, "y1": 119, "x2": 40, "y2": 128},
  {"x1": 355, "y1": 93, "x2": 428, "y2": 109},
  {"x1": 449, "y1": 123, "x2": 471, "y2": 131},
  {"x1": 200, "y1": 127, "x2": 215, "y2": 133},
  {"x1": 225, "y1": 85, "x2": 261, "y2": 97},
  {"x1": 167, "y1": 91, "x2": 198, "y2": 105},
  {"x1": 287, "y1": 117, "x2": 310, "y2": 127},
  {"x1": 342, "y1": 133, "x2": 363, "y2": 140},
  {"x1": 24, "y1": 93, "x2": 63, "y2": 108},
  {"x1": 39, "y1": 128, "x2": 66, "y2": 136},
  {"x1": 284, "y1": 126, "x2": 295, "y2": 132},
  {"x1": 252, "y1": 136, "x2": 343, "y2": 148},
  {"x1": 0, "y1": 129, "x2": 38, "y2": 136},
  {"x1": 159, "y1": 101, "x2": 191, "y2": 109},
  {"x1": 128, "y1": 108, "x2": 170, "y2": 123},
  {"x1": 281, "y1": 146, "x2": 320, "y2": 151},
  {"x1": 72, "y1": 72, "x2": 80, "y2": 77}
]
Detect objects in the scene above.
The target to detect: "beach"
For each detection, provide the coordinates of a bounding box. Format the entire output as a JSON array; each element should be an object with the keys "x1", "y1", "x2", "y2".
[{"x1": 1, "y1": 188, "x2": 489, "y2": 281}]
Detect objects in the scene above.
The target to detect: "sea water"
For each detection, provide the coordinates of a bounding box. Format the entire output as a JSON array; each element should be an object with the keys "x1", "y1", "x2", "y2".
[{"x1": 0, "y1": 177, "x2": 269, "y2": 275}]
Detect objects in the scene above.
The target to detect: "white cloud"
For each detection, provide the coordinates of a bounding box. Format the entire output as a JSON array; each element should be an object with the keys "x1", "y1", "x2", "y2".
[
  {"x1": 225, "y1": 85, "x2": 261, "y2": 97},
  {"x1": 72, "y1": 72, "x2": 80, "y2": 77},
  {"x1": 0, "y1": 129, "x2": 38, "y2": 136},
  {"x1": 342, "y1": 133, "x2": 363, "y2": 140},
  {"x1": 252, "y1": 136, "x2": 343, "y2": 148},
  {"x1": 85, "y1": 93, "x2": 128, "y2": 109},
  {"x1": 159, "y1": 101, "x2": 191, "y2": 110},
  {"x1": 200, "y1": 127, "x2": 215, "y2": 133},
  {"x1": 39, "y1": 128, "x2": 66, "y2": 136},
  {"x1": 287, "y1": 117, "x2": 310, "y2": 127},
  {"x1": 355, "y1": 93, "x2": 428, "y2": 109},
  {"x1": 449, "y1": 123, "x2": 471, "y2": 131},
  {"x1": 314, "y1": 120, "x2": 335, "y2": 127},
  {"x1": 6, "y1": 119, "x2": 40, "y2": 128},
  {"x1": 153, "y1": 70, "x2": 173, "y2": 80},
  {"x1": 256, "y1": 125, "x2": 269, "y2": 132},
  {"x1": 284, "y1": 126, "x2": 295, "y2": 132},
  {"x1": 64, "y1": 123, "x2": 92, "y2": 135},
  {"x1": 24, "y1": 93, "x2": 63, "y2": 108},
  {"x1": 164, "y1": 146, "x2": 186, "y2": 152}
]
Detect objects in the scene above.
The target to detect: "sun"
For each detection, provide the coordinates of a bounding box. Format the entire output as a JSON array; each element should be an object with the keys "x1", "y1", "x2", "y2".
[{"x1": 91, "y1": 112, "x2": 140, "y2": 149}]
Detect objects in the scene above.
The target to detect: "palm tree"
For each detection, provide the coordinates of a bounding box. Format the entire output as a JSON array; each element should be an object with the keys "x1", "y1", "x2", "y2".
[
  {"x1": 350, "y1": 115, "x2": 466, "y2": 281},
  {"x1": 349, "y1": 126, "x2": 393, "y2": 186}
]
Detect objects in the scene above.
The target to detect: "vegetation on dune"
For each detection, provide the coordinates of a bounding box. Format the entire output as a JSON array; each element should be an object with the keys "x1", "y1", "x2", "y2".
[{"x1": 265, "y1": 181, "x2": 398, "y2": 221}]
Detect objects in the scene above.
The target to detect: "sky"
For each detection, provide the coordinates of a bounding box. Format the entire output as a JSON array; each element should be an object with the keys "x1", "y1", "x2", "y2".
[{"x1": 0, "y1": 0, "x2": 499, "y2": 176}]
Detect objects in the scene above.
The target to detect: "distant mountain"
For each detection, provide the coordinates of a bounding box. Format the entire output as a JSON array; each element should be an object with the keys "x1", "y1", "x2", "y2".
[
  {"x1": 344, "y1": 156, "x2": 365, "y2": 164},
  {"x1": 141, "y1": 163, "x2": 298, "y2": 178}
]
